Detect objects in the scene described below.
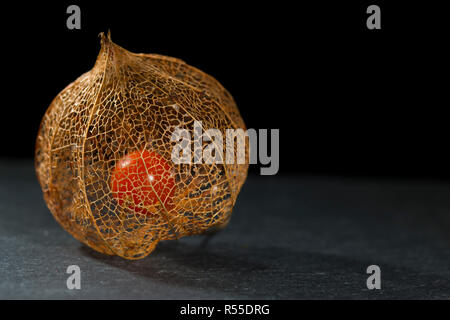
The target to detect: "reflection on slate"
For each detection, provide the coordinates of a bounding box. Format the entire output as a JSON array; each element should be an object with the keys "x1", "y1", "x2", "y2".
[{"x1": 0, "y1": 160, "x2": 449, "y2": 299}]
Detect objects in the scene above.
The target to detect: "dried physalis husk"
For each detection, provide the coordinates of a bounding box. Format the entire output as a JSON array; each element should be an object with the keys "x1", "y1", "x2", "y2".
[{"x1": 35, "y1": 32, "x2": 248, "y2": 259}]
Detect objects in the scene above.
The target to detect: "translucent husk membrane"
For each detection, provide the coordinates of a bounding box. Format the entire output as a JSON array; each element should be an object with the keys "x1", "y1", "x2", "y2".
[{"x1": 35, "y1": 32, "x2": 248, "y2": 259}]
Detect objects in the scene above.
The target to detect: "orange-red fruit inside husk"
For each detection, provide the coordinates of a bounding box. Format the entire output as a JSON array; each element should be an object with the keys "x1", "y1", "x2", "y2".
[{"x1": 110, "y1": 150, "x2": 175, "y2": 215}]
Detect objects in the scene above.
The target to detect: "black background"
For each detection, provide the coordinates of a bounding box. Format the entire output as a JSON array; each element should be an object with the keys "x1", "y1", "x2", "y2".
[{"x1": 3, "y1": 1, "x2": 448, "y2": 178}]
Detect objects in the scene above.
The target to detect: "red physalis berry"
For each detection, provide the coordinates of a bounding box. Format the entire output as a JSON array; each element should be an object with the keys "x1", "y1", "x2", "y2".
[{"x1": 110, "y1": 149, "x2": 175, "y2": 215}]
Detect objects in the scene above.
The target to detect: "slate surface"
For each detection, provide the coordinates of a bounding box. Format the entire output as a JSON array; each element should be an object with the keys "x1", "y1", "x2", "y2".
[{"x1": 0, "y1": 160, "x2": 449, "y2": 299}]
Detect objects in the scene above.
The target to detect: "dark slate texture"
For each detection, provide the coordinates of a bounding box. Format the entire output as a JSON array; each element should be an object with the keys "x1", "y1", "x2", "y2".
[{"x1": 0, "y1": 160, "x2": 449, "y2": 299}]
